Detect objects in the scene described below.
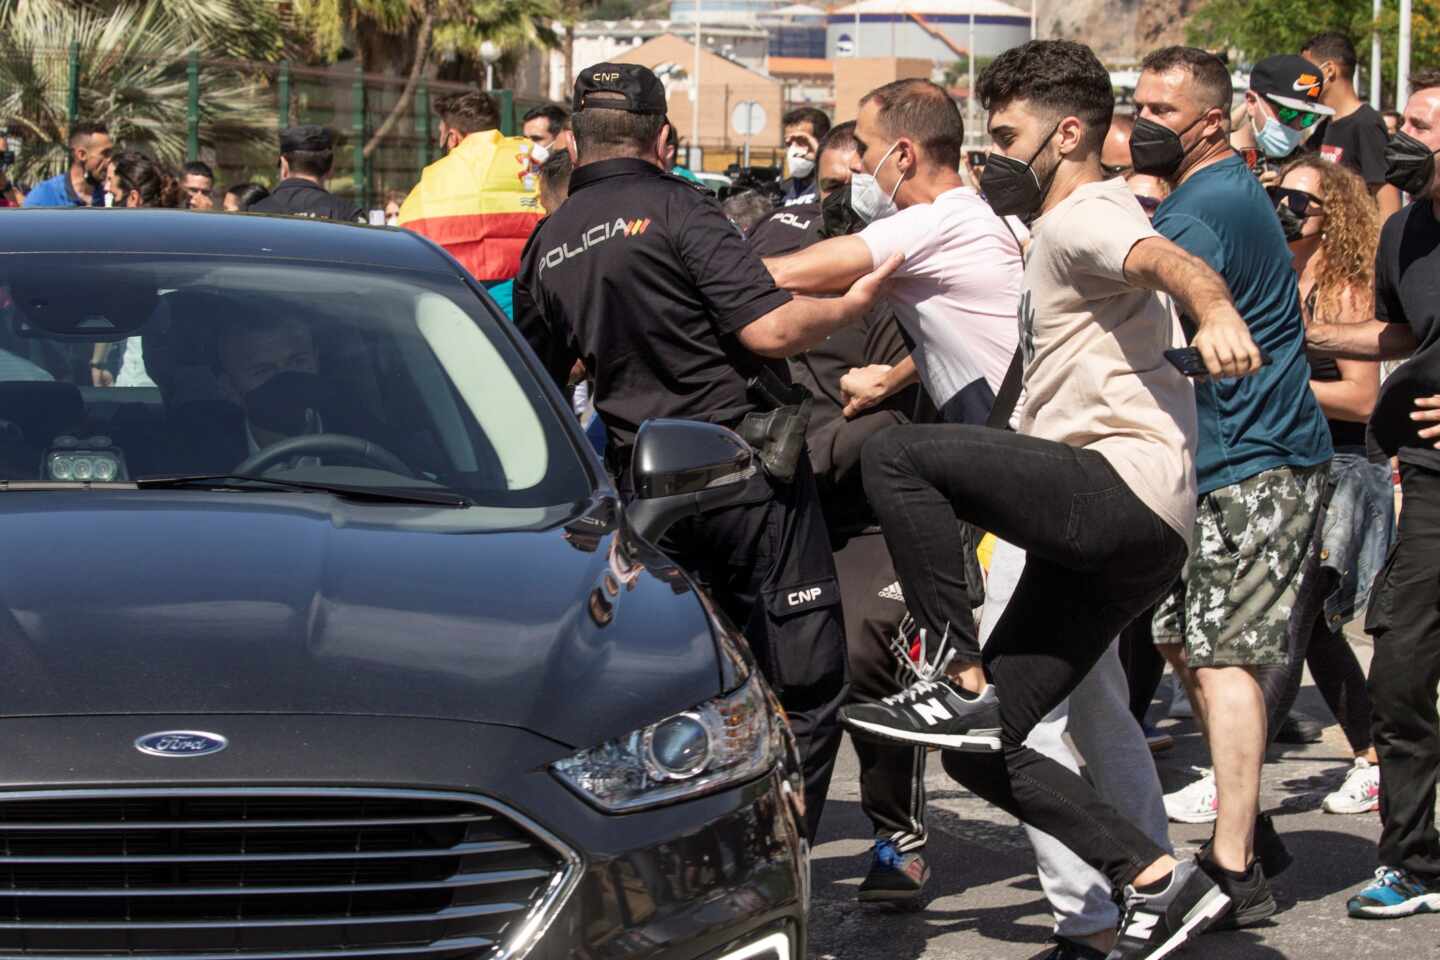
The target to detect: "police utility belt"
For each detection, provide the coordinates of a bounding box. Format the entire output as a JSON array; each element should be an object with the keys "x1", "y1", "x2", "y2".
[{"x1": 737, "y1": 368, "x2": 813, "y2": 485}]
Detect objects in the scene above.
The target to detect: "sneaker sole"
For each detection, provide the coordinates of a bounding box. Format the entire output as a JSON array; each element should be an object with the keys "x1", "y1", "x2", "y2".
[
  {"x1": 1164, "y1": 808, "x2": 1219, "y2": 825},
  {"x1": 857, "y1": 886, "x2": 929, "y2": 903},
  {"x1": 1144, "y1": 885, "x2": 1233, "y2": 960},
  {"x1": 1348, "y1": 895, "x2": 1440, "y2": 919},
  {"x1": 845, "y1": 717, "x2": 1002, "y2": 752},
  {"x1": 1147, "y1": 737, "x2": 1176, "y2": 754},
  {"x1": 1211, "y1": 892, "x2": 1277, "y2": 930},
  {"x1": 1323, "y1": 797, "x2": 1380, "y2": 815}
]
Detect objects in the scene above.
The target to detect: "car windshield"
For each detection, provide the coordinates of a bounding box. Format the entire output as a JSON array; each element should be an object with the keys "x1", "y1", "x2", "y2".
[{"x1": 0, "y1": 255, "x2": 591, "y2": 511}]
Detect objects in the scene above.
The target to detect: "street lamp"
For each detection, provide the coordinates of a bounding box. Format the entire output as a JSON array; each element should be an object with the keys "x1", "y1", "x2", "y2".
[{"x1": 480, "y1": 40, "x2": 500, "y2": 92}]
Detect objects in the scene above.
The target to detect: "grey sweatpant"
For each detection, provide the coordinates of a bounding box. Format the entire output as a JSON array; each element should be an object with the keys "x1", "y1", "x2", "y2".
[{"x1": 979, "y1": 538, "x2": 1173, "y2": 936}]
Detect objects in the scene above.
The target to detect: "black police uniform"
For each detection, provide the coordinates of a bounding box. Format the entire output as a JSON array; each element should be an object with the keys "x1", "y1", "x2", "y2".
[
  {"x1": 514, "y1": 62, "x2": 847, "y2": 842},
  {"x1": 750, "y1": 192, "x2": 934, "y2": 858},
  {"x1": 248, "y1": 125, "x2": 364, "y2": 223}
]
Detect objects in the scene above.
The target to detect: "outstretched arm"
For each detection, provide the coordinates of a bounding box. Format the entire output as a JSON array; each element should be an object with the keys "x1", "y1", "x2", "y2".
[
  {"x1": 764, "y1": 235, "x2": 875, "y2": 295},
  {"x1": 1123, "y1": 236, "x2": 1263, "y2": 379},
  {"x1": 739, "y1": 254, "x2": 904, "y2": 357}
]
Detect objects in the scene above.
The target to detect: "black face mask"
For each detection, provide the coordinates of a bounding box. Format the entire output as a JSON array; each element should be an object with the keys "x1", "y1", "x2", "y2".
[
  {"x1": 243, "y1": 370, "x2": 333, "y2": 437},
  {"x1": 819, "y1": 184, "x2": 866, "y2": 238},
  {"x1": 1129, "y1": 114, "x2": 1207, "y2": 178},
  {"x1": 1274, "y1": 202, "x2": 1306, "y2": 243},
  {"x1": 979, "y1": 125, "x2": 1060, "y2": 221},
  {"x1": 1384, "y1": 130, "x2": 1440, "y2": 195}
]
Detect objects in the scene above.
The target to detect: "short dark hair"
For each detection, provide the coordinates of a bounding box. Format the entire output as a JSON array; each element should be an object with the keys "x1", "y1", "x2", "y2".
[
  {"x1": 859, "y1": 78, "x2": 964, "y2": 169},
  {"x1": 1411, "y1": 69, "x2": 1440, "y2": 95},
  {"x1": 1140, "y1": 46, "x2": 1234, "y2": 113},
  {"x1": 182, "y1": 160, "x2": 214, "y2": 181},
  {"x1": 817, "y1": 120, "x2": 858, "y2": 163},
  {"x1": 722, "y1": 189, "x2": 774, "y2": 234},
  {"x1": 69, "y1": 121, "x2": 108, "y2": 148},
  {"x1": 783, "y1": 106, "x2": 831, "y2": 140},
  {"x1": 435, "y1": 91, "x2": 501, "y2": 136},
  {"x1": 224, "y1": 182, "x2": 270, "y2": 209},
  {"x1": 522, "y1": 104, "x2": 569, "y2": 137},
  {"x1": 539, "y1": 149, "x2": 572, "y2": 198},
  {"x1": 976, "y1": 40, "x2": 1115, "y2": 149},
  {"x1": 1302, "y1": 31, "x2": 1358, "y2": 78},
  {"x1": 284, "y1": 147, "x2": 333, "y2": 178},
  {"x1": 571, "y1": 93, "x2": 667, "y2": 161},
  {"x1": 111, "y1": 151, "x2": 183, "y2": 208}
]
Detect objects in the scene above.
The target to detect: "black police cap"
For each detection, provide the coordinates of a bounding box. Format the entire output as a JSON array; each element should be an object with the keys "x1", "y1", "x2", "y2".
[
  {"x1": 1248, "y1": 55, "x2": 1335, "y2": 116},
  {"x1": 573, "y1": 63, "x2": 667, "y2": 115},
  {"x1": 280, "y1": 125, "x2": 335, "y2": 153}
]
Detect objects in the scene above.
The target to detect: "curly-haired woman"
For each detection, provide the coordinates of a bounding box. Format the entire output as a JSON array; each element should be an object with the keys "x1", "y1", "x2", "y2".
[{"x1": 1265, "y1": 156, "x2": 1392, "y2": 815}]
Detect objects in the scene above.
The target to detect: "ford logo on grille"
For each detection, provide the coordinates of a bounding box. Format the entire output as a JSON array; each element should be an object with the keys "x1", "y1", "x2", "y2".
[{"x1": 134, "y1": 731, "x2": 228, "y2": 758}]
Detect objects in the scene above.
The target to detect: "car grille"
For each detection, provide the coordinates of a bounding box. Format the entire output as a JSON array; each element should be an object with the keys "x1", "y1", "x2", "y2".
[{"x1": 0, "y1": 788, "x2": 577, "y2": 960}]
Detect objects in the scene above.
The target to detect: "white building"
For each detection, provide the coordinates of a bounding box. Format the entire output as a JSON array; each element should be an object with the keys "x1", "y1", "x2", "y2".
[
  {"x1": 827, "y1": 0, "x2": 1031, "y2": 63},
  {"x1": 549, "y1": 20, "x2": 772, "y2": 102}
]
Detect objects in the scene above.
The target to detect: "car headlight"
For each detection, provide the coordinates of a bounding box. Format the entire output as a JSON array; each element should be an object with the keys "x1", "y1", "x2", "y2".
[{"x1": 552, "y1": 673, "x2": 776, "y2": 812}]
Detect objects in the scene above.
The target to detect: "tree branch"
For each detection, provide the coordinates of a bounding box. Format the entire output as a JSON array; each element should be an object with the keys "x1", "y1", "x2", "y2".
[{"x1": 362, "y1": 2, "x2": 435, "y2": 159}]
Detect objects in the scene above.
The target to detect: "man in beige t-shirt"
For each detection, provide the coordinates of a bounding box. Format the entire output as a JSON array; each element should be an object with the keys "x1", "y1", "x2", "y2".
[{"x1": 839, "y1": 40, "x2": 1266, "y2": 960}]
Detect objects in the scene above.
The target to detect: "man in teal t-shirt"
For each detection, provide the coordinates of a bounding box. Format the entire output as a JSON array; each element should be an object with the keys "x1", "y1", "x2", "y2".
[{"x1": 1133, "y1": 47, "x2": 1332, "y2": 924}]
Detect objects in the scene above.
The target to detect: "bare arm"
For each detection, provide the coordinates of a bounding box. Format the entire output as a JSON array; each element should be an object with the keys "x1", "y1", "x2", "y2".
[
  {"x1": 840, "y1": 356, "x2": 919, "y2": 418},
  {"x1": 739, "y1": 254, "x2": 904, "y2": 358},
  {"x1": 1122, "y1": 236, "x2": 1263, "y2": 378},
  {"x1": 1311, "y1": 357, "x2": 1380, "y2": 423},
  {"x1": 1376, "y1": 183, "x2": 1403, "y2": 223},
  {"x1": 1306, "y1": 319, "x2": 1417, "y2": 361},
  {"x1": 764, "y1": 234, "x2": 874, "y2": 295}
]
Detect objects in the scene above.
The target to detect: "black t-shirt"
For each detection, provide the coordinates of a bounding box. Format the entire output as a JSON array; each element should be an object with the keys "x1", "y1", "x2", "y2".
[
  {"x1": 514, "y1": 158, "x2": 791, "y2": 469},
  {"x1": 248, "y1": 179, "x2": 364, "y2": 222},
  {"x1": 1371, "y1": 198, "x2": 1440, "y2": 471},
  {"x1": 1316, "y1": 104, "x2": 1390, "y2": 187},
  {"x1": 747, "y1": 202, "x2": 822, "y2": 256}
]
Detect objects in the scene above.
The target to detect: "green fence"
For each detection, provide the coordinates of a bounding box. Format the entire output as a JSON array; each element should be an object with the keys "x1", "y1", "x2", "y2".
[{"x1": 14, "y1": 46, "x2": 553, "y2": 213}]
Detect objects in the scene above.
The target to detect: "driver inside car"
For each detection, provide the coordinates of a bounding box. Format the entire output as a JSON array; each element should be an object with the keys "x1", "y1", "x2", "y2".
[{"x1": 216, "y1": 315, "x2": 331, "y2": 455}]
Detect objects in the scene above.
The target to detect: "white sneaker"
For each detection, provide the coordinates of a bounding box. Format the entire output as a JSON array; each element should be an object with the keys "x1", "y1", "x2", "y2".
[
  {"x1": 1165, "y1": 767, "x2": 1218, "y2": 823},
  {"x1": 1169, "y1": 680, "x2": 1194, "y2": 719},
  {"x1": 1323, "y1": 758, "x2": 1381, "y2": 815}
]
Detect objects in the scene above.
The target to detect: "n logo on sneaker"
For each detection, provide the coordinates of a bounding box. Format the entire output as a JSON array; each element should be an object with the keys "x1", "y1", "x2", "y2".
[
  {"x1": 1124, "y1": 912, "x2": 1160, "y2": 940},
  {"x1": 913, "y1": 698, "x2": 952, "y2": 726}
]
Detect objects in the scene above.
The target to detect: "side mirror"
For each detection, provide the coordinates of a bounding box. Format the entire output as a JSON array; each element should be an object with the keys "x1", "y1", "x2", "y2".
[{"x1": 625, "y1": 418, "x2": 760, "y2": 543}]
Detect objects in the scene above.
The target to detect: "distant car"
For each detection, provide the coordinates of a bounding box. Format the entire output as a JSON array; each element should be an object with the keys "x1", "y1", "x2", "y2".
[
  {"x1": 0, "y1": 209, "x2": 809, "y2": 960},
  {"x1": 694, "y1": 171, "x2": 733, "y2": 196}
]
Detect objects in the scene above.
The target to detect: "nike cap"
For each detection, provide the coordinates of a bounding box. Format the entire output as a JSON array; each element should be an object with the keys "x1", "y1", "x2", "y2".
[
  {"x1": 573, "y1": 63, "x2": 668, "y2": 115},
  {"x1": 1249, "y1": 55, "x2": 1336, "y2": 115}
]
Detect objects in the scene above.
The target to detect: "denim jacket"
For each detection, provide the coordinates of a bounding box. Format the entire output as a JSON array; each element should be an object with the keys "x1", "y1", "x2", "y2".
[{"x1": 1318, "y1": 450, "x2": 1395, "y2": 628}]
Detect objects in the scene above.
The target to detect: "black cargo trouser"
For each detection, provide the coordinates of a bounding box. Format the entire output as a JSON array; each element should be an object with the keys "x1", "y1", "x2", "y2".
[
  {"x1": 1366, "y1": 462, "x2": 1440, "y2": 879},
  {"x1": 662, "y1": 456, "x2": 849, "y2": 843},
  {"x1": 833, "y1": 530, "x2": 929, "y2": 851}
]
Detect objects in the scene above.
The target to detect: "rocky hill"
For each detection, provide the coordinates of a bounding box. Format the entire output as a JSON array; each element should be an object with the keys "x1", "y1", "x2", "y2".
[{"x1": 1040, "y1": 0, "x2": 1202, "y2": 64}]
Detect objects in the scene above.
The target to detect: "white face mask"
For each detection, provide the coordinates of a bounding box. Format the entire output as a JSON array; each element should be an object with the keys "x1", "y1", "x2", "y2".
[
  {"x1": 849, "y1": 141, "x2": 903, "y2": 222},
  {"x1": 530, "y1": 142, "x2": 551, "y2": 166},
  {"x1": 786, "y1": 144, "x2": 815, "y2": 179},
  {"x1": 1253, "y1": 112, "x2": 1305, "y2": 159}
]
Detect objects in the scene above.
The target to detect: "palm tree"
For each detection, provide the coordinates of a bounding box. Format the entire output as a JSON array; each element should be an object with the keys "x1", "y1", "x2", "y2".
[{"x1": 0, "y1": 0, "x2": 274, "y2": 184}]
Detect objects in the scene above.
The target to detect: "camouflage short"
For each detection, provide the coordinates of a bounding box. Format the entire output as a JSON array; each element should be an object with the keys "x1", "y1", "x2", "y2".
[{"x1": 1152, "y1": 463, "x2": 1327, "y2": 668}]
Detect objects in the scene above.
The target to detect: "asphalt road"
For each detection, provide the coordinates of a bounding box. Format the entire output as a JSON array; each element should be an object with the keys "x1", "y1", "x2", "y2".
[{"x1": 808, "y1": 631, "x2": 1439, "y2": 959}]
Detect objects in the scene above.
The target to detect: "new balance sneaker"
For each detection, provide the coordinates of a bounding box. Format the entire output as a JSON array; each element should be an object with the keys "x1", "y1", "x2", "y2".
[
  {"x1": 1323, "y1": 758, "x2": 1381, "y2": 815},
  {"x1": 1347, "y1": 867, "x2": 1440, "y2": 918},
  {"x1": 1163, "y1": 768, "x2": 1217, "y2": 824},
  {"x1": 1036, "y1": 936, "x2": 1108, "y2": 960},
  {"x1": 1199, "y1": 858, "x2": 1277, "y2": 930},
  {"x1": 1200, "y1": 813, "x2": 1292, "y2": 880},
  {"x1": 841, "y1": 678, "x2": 1003, "y2": 751},
  {"x1": 1106, "y1": 859, "x2": 1230, "y2": 960},
  {"x1": 857, "y1": 839, "x2": 930, "y2": 904}
]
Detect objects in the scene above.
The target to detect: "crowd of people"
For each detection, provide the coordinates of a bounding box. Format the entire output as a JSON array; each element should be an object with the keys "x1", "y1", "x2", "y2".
[{"x1": 9, "y1": 29, "x2": 1440, "y2": 960}]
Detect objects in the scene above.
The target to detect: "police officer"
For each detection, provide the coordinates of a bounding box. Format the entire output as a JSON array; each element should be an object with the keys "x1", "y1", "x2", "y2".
[
  {"x1": 248, "y1": 125, "x2": 364, "y2": 222},
  {"x1": 751, "y1": 122, "x2": 937, "y2": 901},
  {"x1": 515, "y1": 63, "x2": 900, "y2": 841}
]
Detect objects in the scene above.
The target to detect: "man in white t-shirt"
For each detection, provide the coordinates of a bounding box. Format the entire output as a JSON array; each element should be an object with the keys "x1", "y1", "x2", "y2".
[
  {"x1": 839, "y1": 41, "x2": 1266, "y2": 960},
  {"x1": 763, "y1": 78, "x2": 1023, "y2": 427}
]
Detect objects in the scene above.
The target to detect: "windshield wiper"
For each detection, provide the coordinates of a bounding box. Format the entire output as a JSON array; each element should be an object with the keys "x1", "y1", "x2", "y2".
[{"x1": 132, "y1": 474, "x2": 471, "y2": 507}]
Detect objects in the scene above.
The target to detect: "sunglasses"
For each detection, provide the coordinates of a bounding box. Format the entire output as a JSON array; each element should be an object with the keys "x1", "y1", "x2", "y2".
[
  {"x1": 1268, "y1": 186, "x2": 1324, "y2": 217},
  {"x1": 1274, "y1": 104, "x2": 1325, "y2": 129}
]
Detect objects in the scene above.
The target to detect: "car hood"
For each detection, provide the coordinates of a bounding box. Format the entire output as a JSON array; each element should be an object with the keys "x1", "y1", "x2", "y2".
[{"x1": 0, "y1": 491, "x2": 723, "y2": 749}]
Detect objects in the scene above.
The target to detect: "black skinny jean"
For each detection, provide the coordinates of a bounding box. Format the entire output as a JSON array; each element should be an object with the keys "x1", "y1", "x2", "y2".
[{"x1": 863, "y1": 424, "x2": 1187, "y2": 889}]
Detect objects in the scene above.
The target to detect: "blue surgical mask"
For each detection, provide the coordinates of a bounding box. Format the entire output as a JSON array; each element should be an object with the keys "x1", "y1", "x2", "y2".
[{"x1": 1255, "y1": 115, "x2": 1305, "y2": 159}]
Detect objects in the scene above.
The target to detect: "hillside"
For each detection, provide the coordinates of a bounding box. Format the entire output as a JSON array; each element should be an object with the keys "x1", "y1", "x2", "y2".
[{"x1": 1042, "y1": 0, "x2": 1202, "y2": 64}]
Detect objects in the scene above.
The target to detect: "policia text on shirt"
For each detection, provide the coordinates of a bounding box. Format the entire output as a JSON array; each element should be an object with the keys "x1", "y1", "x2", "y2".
[{"x1": 515, "y1": 63, "x2": 899, "y2": 841}]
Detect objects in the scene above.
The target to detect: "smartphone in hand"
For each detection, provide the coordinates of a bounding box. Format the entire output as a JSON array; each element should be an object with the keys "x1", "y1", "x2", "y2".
[{"x1": 1165, "y1": 346, "x2": 1273, "y2": 378}]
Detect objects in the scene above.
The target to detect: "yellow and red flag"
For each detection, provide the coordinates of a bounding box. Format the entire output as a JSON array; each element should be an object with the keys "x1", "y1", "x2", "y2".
[{"x1": 398, "y1": 130, "x2": 543, "y2": 282}]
